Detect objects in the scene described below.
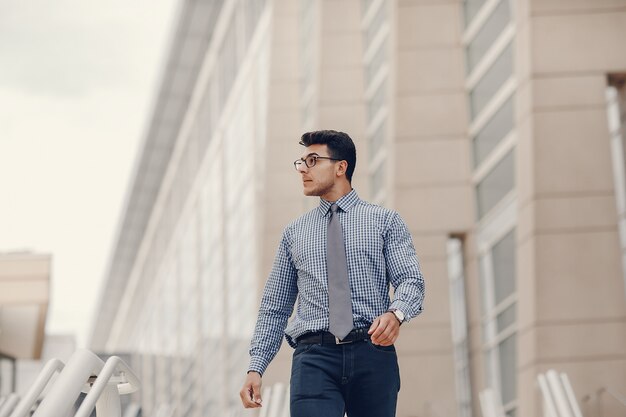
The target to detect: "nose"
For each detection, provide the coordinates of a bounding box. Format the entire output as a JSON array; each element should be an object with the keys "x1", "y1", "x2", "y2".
[{"x1": 296, "y1": 162, "x2": 308, "y2": 173}]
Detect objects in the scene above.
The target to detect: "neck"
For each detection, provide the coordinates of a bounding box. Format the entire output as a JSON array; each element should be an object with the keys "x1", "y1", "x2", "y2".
[{"x1": 321, "y1": 182, "x2": 352, "y2": 202}]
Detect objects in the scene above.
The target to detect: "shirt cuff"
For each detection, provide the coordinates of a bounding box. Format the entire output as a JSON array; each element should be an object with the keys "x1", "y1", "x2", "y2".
[
  {"x1": 388, "y1": 300, "x2": 417, "y2": 322},
  {"x1": 248, "y1": 356, "x2": 270, "y2": 376}
]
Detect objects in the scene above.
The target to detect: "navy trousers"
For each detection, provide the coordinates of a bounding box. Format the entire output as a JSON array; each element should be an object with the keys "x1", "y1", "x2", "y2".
[{"x1": 290, "y1": 340, "x2": 401, "y2": 417}]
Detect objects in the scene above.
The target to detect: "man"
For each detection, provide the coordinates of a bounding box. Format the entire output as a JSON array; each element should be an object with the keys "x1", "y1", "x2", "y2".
[{"x1": 240, "y1": 130, "x2": 425, "y2": 417}]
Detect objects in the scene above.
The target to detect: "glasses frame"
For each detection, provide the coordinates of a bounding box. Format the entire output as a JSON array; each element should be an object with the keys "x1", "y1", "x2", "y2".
[{"x1": 293, "y1": 154, "x2": 342, "y2": 171}]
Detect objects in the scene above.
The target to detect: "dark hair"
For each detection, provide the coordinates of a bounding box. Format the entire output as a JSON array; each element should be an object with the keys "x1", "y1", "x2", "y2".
[{"x1": 299, "y1": 130, "x2": 357, "y2": 182}]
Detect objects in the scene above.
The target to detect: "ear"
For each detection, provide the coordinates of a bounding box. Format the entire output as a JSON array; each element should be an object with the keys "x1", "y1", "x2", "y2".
[{"x1": 336, "y1": 160, "x2": 348, "y2": 177}]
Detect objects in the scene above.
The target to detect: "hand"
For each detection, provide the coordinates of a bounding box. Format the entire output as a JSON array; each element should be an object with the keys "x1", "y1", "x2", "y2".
[
  {"x1": 368, "y1": 312, "x2": 400, "y2": 346},
  {"x1": 240, "y1": 371, "x2": 263, "y2": 408}
]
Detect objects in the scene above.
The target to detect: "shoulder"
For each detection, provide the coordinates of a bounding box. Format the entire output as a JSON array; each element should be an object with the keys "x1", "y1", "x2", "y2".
[
  {"x1": 351, "y1": 199, "x2": 398, "y2": 225},
  {"x1": 282, "y1": 207, "x2": 320, "y2": 239}
]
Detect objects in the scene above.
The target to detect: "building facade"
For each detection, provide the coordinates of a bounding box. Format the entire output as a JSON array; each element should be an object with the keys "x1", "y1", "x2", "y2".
[
  {"x1": 0, "y1": 252, "x2": 50, "y2": 398},
  {"x1": 90, "y1": 1, "x2": 626, "y2": 416}
]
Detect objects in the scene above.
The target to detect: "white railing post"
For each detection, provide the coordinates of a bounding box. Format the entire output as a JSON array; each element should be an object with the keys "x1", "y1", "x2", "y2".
[
  {"x1": 479, "y1": 388, "x2": 505, "y2": 417},
  {"x1": 538, "y1": 370, "x2": 583, "y2": 417},
  {"x1": 546, "y1": 370, "x2": 575, "y2": 417},
  {"x1": 94, "y1": 385, "x2": 121, "y2": 417},
  {"x1": 538, "y1": 373, "x2": 560, "y2": 417},
  {"x1": 559, "y1": 373, "x2": 583, "y2": 417},
  {"x1": 14, "y1": 350, "x2": 139, "y2": 417},
  {"x1": 74, "y1": 355, "x2": 140, "y2": 417},
  {"x1": 0, "y1": 394, "x2": 20, "y2": 417},
  {"x1": 9, "y1": 358, "x2": 65, "y2": 417},
  {"x1": 32, "y1": 350, "x2": 105, "y2": 417}
]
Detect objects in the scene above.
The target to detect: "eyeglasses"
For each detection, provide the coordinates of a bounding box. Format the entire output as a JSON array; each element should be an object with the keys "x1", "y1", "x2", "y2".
[{"x1": 294, "y1": 154, "x2": 341, "y2": 171}]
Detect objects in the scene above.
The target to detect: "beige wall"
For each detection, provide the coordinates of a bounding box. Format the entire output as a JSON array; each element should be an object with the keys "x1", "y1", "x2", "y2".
[
  {"x1": 517, "y1": 1, "x2": 626, "y2": 416},
  {"x1": 394, "y1": 0, "x2": 473, "y2": 416}
]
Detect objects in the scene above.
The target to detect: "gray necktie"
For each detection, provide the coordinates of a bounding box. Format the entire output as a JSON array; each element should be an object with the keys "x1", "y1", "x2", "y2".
[{"x1": 327, "y1": 203, "x2": 353, "y2": 340}]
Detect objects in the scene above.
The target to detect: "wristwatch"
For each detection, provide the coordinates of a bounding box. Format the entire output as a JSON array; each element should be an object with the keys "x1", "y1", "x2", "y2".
[{"x1": 387, "y1": 308, "x2": 405, "y2": 325}]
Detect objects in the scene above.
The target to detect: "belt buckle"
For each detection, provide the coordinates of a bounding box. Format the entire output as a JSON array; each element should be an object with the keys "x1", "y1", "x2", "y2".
[{"x1": 335, "y1": 336, "x2": 352, "y2": 345}]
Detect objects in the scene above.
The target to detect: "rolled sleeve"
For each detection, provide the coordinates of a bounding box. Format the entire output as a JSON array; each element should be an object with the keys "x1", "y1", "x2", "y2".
[
  {"x1": 384, "y1": 212, "x2": 426, "y2": 321},
  {"x1": 248, "y1": 230, "x2": 298, "y2": 374}
]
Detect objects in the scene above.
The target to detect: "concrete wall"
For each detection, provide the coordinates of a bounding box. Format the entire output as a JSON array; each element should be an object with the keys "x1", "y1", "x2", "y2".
[{"x1": 517, "y1": 1, "x2": 626, "y2": 416}]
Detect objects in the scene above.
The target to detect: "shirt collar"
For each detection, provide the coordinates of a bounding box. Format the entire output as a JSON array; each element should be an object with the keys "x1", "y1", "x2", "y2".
[{"x1": 318, "y1": 189, "x2": 360, "y2": 216}]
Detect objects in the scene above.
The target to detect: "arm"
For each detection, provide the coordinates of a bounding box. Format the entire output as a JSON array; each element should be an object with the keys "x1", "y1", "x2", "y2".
[
  {"x1": 370, "y1": 212, "x2": 426, "y2": 345},
  {"x1": 384, "y1": 212, "x2": 425, "y2": 320},
  {"x1": 241, "y1": 232, "x2": 298, "y2": 408}
]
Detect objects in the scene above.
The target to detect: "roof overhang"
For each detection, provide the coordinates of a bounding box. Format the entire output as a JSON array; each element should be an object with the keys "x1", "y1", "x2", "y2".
[{"x1": 0, "y1": 253, "x2": 50, "y2": 359}]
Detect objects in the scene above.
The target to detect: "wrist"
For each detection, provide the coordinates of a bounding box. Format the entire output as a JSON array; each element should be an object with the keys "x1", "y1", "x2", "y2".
[{"x1": 387, "y1": 308, "x2": 405, "y2": 325}]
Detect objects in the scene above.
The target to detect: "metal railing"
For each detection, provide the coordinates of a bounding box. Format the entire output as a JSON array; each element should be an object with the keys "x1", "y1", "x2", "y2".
[
  {"x1": 0, "y1": 394, "x2": 20, "y2": 417},
  {"x1": 479, "y1": 387, "x2": 505, "y2": 417},
  {"x1": 582, "y1": 386, "x2": 626, "y2": 417},
  {"x1": 537, "y1": 370, "x2": 583, "y2": 417},
  {"x1": 8, "y1": 358, "x2": 65, "y2": 417},
  {"x1": 8, "y1": 349, "x2": 139, "y2": 417}
]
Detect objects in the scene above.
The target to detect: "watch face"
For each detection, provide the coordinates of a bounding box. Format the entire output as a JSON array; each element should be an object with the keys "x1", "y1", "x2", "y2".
[{"x1": 395, "y1": 310, "x2": 405, "y2": 322}]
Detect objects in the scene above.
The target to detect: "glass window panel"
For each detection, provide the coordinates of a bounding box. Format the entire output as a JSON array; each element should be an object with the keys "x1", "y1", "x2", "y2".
[
  {"x1": 365, "y1": 3, "x2": 387, "y2": 48},
  {"x1": 493, "y1": 229, "x2": 516, "y2": 304},
  {"x1": 366, "y1": 38, "x2": 388, "y2": 85},
  {"x1": 479, "y1": 255, "x2": 490, "y2": 317},
  {"x1": 464, "y1": 0, "x2": 488, "y2": 26},
  {"x1": 466, "y1": 0, "x2": 511, "y2": 73},
  {"x1": 498, "y1": 333, "x2": 517, "y2": 405},
  {"x1": 476, "y1": 149, "x2": 515, "y2": 218},
  {"x1": 368, "y1": 78, "x2": 387, "y2": 121},
  {"x1": 470, "y1": 43, "x2": 513, "y2": 120},
  {"x1": 484, "y1": 347, "x2": 497, "y2": 389},
  {"x1": 496, "y1": 303, "x2": 516, "y2": 332},
  {"x1": 301, "y1": 0, "x2": 314, "y2": 17},
  {"x1": 219, "y1": 22, "x2": 237, "y2": 108},
  {"x1": 371, "y1": 161, "x2": 386, "y2": 197},
  {"x1": 361, "y1": 0, "x2": 375, "y2": 16},
  {"x1": 368, "y1": 120, "x2": 386, "y2": 161},
  {"x1": 473, "y1": 96, "x2": 514, "y2": 167}
]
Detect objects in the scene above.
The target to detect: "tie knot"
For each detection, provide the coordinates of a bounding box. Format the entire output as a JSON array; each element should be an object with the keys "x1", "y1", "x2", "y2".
[{"x1": 330, "y1": 203, "x2": 339, "y2": 214}]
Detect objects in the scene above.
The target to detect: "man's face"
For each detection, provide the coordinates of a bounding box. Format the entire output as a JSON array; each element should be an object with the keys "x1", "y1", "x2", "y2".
[{"x1": 295, "y1": 144, "x2": 339, "y2": 197}]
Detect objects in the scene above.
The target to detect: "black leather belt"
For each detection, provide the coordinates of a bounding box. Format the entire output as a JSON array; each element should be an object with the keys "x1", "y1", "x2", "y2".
[{"x1": 296, "y1": 328, "x2": 370, "y2": 345}]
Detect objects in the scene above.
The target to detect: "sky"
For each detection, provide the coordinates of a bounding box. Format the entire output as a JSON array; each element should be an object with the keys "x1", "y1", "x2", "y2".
[{"x1": 0, "y1": 0, "x2": 179, "y2": 346}]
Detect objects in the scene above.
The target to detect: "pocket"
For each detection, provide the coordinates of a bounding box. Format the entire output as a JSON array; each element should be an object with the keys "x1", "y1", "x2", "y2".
[
  {"x1": 293, "y1": 343, "x2": 316, "y2": 357},
  {"x1": 366, "y1": 339, "x2": 396, "y2": 354}
]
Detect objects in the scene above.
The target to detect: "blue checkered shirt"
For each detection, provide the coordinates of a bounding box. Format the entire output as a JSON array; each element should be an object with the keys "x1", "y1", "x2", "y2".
[{"x1": 248, "y1": 189, "x2": 425, "y2": 375}]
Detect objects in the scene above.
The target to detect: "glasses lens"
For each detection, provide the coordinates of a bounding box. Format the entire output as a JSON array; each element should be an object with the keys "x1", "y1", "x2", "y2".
[{"x1": 305, "y1": 155, "x2": 317, "y2": 168}]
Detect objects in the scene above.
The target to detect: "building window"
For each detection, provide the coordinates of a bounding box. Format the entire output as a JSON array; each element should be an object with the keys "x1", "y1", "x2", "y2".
[
  {"x1": 472, "y1": 96, "x2": 514, "y2": 167},
  {"x1": 606, "y1": 75, "x2": 626, "y2": 300},
  {"x1": 299, "y1": 0, "x2": 318, "y2": 129},
  {"x1": 480, "y1": 229, "x2": 517, "y2": 416},
  {"x1": 447, "y1": 237, "x2": 473, "y2": 417},
  {"x1": 370, "y1": 161, "x2": 386, "y2": 201},
  {"x1": 368, "y1": 120, "x2": 387, "y2": 162},
  {"x1": 368, "y1": 78, "x2": 388, "y2": 122},
  {"x1": 464, "y1": 0, "x2": 488, "y2": 26},
  {"x1": 365, "y1": 2, "x2": 387, "y2": 47},
  {"x1": 469, "y1": 42, "x2": 513, "y2": 120},
  {"x1": 466, "y1": 0, "x2": 511, "y2": 73},
  {"x1": 476, "y1": 149, "x2": 515, "y2": 219},
  {"x1": 366, "y1": 38, "x2": 388, "y2": 86}
]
